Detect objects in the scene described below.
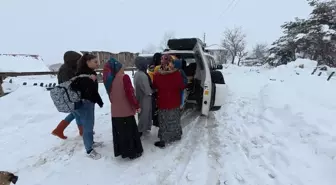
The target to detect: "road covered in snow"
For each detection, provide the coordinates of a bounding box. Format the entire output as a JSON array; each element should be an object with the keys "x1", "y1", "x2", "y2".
[{"x1": 0, "y1": 63, "x2": 336, "y2": 185}]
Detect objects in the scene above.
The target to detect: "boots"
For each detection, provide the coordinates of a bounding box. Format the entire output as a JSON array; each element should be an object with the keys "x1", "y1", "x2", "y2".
[
  {"x1": 77, "y1": 125, "x2": 83, "y2": 136},
  {"x1": 154, "y1": 141, "x2": 165, "y2": 148},
  {"x1": 51, "y1": 120, "x2": 70, "y2": 139}
]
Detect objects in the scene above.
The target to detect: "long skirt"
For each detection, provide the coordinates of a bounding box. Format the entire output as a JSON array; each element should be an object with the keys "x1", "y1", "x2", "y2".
[
  {"x1": 152, "y1": 93, "x2": 159, "y2": 127},
  {"x1": 158, "y1": 108, "x2": 182, "y2": 143},
  {"x1": 112, "y1": 116, "x2": 143, "y2": 158},
  {"x1": 137, "y1": 96, "x2": 152, "y2": 132}
]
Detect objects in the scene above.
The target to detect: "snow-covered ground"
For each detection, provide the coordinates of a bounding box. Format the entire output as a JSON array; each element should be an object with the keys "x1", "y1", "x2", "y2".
[
  {"x1": 1, "y1": 63, "x2": 336, "y2": 185},
  {"x1": 2, "y1": 75, "x2": 57, "y2": 93}
]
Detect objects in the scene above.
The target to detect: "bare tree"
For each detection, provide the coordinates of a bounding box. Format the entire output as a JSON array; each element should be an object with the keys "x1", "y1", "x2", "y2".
[
  {"x1": 141, "y1": 44, "x2": 157, "y2": 54},
  {"x1": 237, "y1": 51, "x2": 248, "y2": 66},
  {"x1": 237, "y1": 39, "x2": 247, "y2": 66},
  {"x1": 252, "y1": 43, "x2": 269, "y2": 60},
  {"x1": 217, "y1": 50, "x2": 230, "y2": 64},
  {"x1": 159, "y1": 31, "x2": 175, "y2": 50},
  {"x1": 221, "y1": 27, "x2": 247, "y2": 64}
]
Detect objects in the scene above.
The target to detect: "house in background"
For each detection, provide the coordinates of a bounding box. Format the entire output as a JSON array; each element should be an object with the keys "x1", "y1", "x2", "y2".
[
  {"x1": 80, "y1": 51, "x2": 139, "y2": 68},
  {"x1": 241, "y1": 57, "x2": 263, "y2": 66},
  {"x1": 0, "y1": 54, "x2": 49, "y2": 72},
  {"x1": 204, "y1": 44, "x2": 228, "y2": 64},
  {"x1": 0, "y1": 54, "x2": 51, "y2": 96},
  {"x1": 48, "y1": 63, "x2": 62, "y2": 71}
]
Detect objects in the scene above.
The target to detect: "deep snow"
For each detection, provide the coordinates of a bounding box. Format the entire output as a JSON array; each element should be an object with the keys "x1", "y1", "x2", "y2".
[{"x1": 1, "y1": 62, "x2": 336, "y2": 185}]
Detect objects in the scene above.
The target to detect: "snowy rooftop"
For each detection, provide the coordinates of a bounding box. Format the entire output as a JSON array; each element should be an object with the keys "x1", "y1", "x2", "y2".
[
  {"x1": 0, "y1": 54, "x2": 50, "y2": 72},
  {"x1": 205, "y1": 44, "x2": 226, "y2": 50}
]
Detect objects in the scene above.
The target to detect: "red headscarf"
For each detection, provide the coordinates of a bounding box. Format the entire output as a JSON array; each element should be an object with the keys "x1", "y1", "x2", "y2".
[{"x1": 160, "y1": 54, "x2": 174, "y2": 71}]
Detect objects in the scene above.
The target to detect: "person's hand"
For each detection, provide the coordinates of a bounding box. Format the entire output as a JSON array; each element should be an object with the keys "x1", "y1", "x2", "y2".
[
  {"x1": 90, "y1": 75, "x2": 97, "y2": 81},
  {"x1": 136, "y1": 108, "x2": 141, "y2": 113}
]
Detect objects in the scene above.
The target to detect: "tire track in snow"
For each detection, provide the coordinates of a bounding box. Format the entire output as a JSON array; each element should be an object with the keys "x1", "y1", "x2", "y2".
[
  {"x1": 157, "y1": 116, "x2": 203, "y2": 184},
  {"x1": 147, "y1": 115, "x2": 203, "y2": 185},
  {"x1": 111, "y1": 111, "x2": 201, "y2": 185},
  {"x1": 204, "y1": 113, "x2": 224, "y2": 185}
]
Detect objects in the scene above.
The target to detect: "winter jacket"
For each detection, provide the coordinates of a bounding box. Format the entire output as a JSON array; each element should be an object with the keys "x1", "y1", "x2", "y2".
[
  {"x1": 71, "y1": 67, "x2": 103, "y2": 107},
  {"x1": 110, "y1": 73, "x2": 139, "y2": 117},
  {"x1": 148, "y1": 65, "x2": 161, "y2": 82},
  {"x1": 148, "y1": 66, "x2": 155, "y2": 82},
  {"x1": 57, "y1": 64, "x2": 77, "y2": 84},
  {"x1": 153, "y1": 69, "x2": 185, "y2": 109},
  {"x1": 57, "y1": 51, "x2": 82, "y2": 84}
]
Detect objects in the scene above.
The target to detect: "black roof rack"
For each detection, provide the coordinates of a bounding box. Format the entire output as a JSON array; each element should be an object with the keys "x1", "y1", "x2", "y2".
[{"x1": 167, "y1": 38, "x2": 204, "y2": 50}]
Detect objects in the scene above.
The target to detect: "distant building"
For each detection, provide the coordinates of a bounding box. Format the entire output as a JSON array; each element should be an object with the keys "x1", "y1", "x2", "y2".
[
  {"x1": 0, "y1": 54, "x2": 50, "y2": 96},
  {"x1": 48, "y1": 63, "x2": 62, "y2": 72},
  {"x1": 204, "y1": 45, "x2": 228, "y2": 64},
  {"x1": 241, "y1": 57, "x2": 262, "y2": 66},
  {"x1": 80, "y1": 51, "x2": 139, "y2": 68}
]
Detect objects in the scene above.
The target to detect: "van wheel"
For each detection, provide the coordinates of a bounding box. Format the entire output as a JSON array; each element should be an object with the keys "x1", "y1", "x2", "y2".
[{"x1": 210, "y1": 71, "x2": 225, "y2": 111}]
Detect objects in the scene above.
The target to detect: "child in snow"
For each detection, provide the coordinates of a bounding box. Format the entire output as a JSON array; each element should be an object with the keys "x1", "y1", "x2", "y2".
[{"x1": 173, "y1": 59, "x2": 188, "y2": 109}]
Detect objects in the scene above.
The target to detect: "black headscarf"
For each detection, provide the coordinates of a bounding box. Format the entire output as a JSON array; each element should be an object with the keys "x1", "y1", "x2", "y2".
[{"x1": 152, "y1": 53, "x2": 162, "y2": 66}]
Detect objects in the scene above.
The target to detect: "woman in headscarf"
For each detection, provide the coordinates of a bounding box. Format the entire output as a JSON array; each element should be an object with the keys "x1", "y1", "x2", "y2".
[
  {"x1": 103, "y1": 58, "x2": 143, "y2": 159},
  {"x1": 153, "y1": 54, "x2": 186, "y2": 148},
  {"x1": 134, "y1": 57, "x2": 153, "y2": 136},
  {"x1": 148, "y1": 52, "x2": 162, "y2": 127},
  {"x1": 148, "y1": 52, "x2": 162, "y2": 81}
]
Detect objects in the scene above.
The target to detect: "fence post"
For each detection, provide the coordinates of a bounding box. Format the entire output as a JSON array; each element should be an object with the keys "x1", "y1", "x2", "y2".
[
  {"x1": 327, "y1": 71, "x2": 335, "y2": 81},
  {"x1": 0, "y1": 76, "x2": 3, "y2": 97},
  {"x1": 311, "y1": 67, "x2": 318, "y2": 75}
]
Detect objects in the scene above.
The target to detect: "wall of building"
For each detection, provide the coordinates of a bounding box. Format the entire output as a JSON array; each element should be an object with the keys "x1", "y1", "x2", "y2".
[{"x1": 81, "y1": 51, "x2": 140, "y2": 68}]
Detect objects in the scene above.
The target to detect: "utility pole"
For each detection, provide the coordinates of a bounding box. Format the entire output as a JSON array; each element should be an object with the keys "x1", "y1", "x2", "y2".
[{"x1": 203, "y1": 33, "x2": 206, "y2": 43}]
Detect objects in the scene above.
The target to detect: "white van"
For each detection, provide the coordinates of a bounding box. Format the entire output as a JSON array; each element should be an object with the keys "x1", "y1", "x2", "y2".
[{"x1": 134, "y1": 38, "x2": 227, "y2": 116}]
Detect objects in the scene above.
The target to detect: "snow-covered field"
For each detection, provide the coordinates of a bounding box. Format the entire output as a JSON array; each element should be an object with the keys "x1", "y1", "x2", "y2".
[{"x1": 1, "y1": 63, "x2": 336, "y2": 185}]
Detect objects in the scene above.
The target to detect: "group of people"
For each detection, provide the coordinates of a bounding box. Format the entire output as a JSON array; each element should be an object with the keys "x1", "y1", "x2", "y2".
[{"x1": 51, "y1": 51, "x2": 187, "y2": 160}]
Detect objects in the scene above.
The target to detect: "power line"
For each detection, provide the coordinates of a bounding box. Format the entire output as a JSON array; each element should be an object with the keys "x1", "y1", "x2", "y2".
[
  {"x1": 230, "y1": 0, "x2": 241, "y2": 12},
  {"x1": 220, "y1": 0, "x2": 241, "y2": 18},
  {"x1": 203, "y1": 33, "x2": 206, "y2": 43},
  {"x1": 226, "y1": 0, "x2": 237, "y2": 11},
  {"x1": 221, "y1": 0, "x2": 237, "y2": 17}
]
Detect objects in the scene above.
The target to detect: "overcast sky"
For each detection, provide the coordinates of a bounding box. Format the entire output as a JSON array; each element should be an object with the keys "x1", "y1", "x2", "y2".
[{"x1": 0, "y1": 0, "x2": 312, "y2": 64}]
